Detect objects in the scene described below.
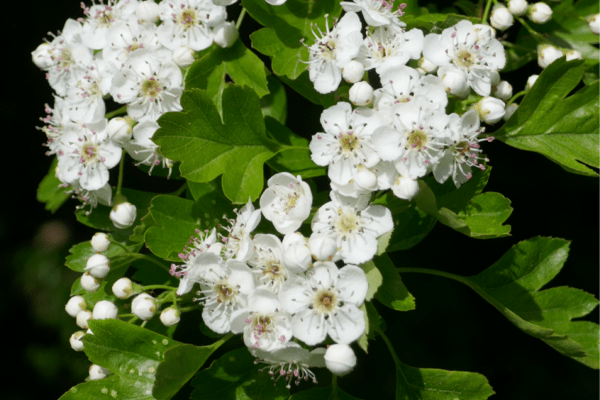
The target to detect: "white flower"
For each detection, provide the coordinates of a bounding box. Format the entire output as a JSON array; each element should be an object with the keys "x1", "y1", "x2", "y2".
[
  {"x1": 324, "y1": 344, "x2": 357, "y2": 376},
  {"x1": 111, "y1": 52, "x2": 183, "y2": 122},
  {"x1": 438, "y1": 66, "x2": 470, "y2": 98},
  {"x1": 136, "y1": 1, "x2": 161, "y2": 23},
  {"x1": 81, "y1": 272, "x2": 101, "y2": 292},
  {"x1": 260, "y1": 173, "x2": 312, "y2": 235},
  {"x1": 112, "y1": 277, "x2": 135, "y2": 299},
  {"x1": 418, "y1": 56, "x2": 438, "y2": 73},
  {"x1": 80, "y1": 0, "x2": 139, "y2": 50},
  {"x1": 474, "y1": 96, "x2": 505, "y2": 124},
  {"x1": 508, "y1": 0, "x2": 528, "y2": 16},
  {"x1": 304, "y1": 12, "x2": 363, "y2": 94},
  {"x1": 504, "y1": 103, "x2": 518, "y2": 121},
  {"x1": 433, "y1": 109, "x2": 491, "y2": 188},
  {"x1": 39, "y1": 97, "x2": 73, "y2": 156},
  {"x1": 349, "y1": 81, "x2": 374, "y2": 106},
  {"x1": 311, "y1": 192, "x2": 393, "y2": 264},
  {"x1": 93, "y1": 300, "x2": 118, "y2": 320},
  {"x1": 124, "y1": 121, "x2": 173, "y2": 177},
  {"x1": 32, "y1": 43, "x2": 55, "y2": 70},
  {"x1": 221, "y1": 199, "x2": 261, "y2": 261},
  {"x1": 308, "y1": 234, "x2": 339, "y2": 262},
  {"x1": 341, "y1": 0, "x2": 407, "y2": 31},
  {"x1": 76, "y1": 309, "x2": 93, "y2": 329},
  {"x1": 110, "y1": 202, "x2": 137, "y2": 229},
  {"x1": 213, "y1": 21, "x2": 238, "y2": 48},
  {"x1": 56, "y1": 119, "x2": 122, "y2": 191},
  {"x1": 89, "y1": 364, "x2": 111, "y2": 380},
  {"x1": 309, "y1": 102, "x2": 385, "y2": 186},
  {"x1": 282, "y1": 233, "x2": 312, "y2": 272},
  {"x1": 131, "y1": 293, "x2": 156, "y2": 320},
  {"x1": 538, "y1": 45, "x2": 563, "y2": 68},
  {"x1": 589, "y1": 14, "x2": 600, "y2": 35},
  {"x1": 280, "y1": 262, "x2": 367, "y2": 345},
  {"x1": 160, "y1": 307, "x2": 181, "y2": 326},
  {"x1": 565, "y1": 50, "x2": 582, "y2": 61},
  {"x1": 526, "y1": 74, "x2": 539, "y2": 90},
  {"x1": 197, "y1": 260, "x2": 254, "y2": 333},
  {"x1": 230, "y1": 289, "x2": 293, "y2": 351},
  {"x1": 391, "y1": 162, "x2": 420, "y2": 200},
  {"x1": 355, "y1": 26, "x2": 423, "y2": 74},
  {"x1": 528, "y1": 2, "x2": 552, "y2": 24},
  {"x1": 423, "y1": 20, "x2": 506, "y2": 96},
  {"x1": 66, "y1": 296, "x2": 87, "y2": 317},
  {"x1": 91, "y1": 232, "x2": 110, "y2": 252},
  {"x1": 70, "y1": 331, "x2": 86, "y2": 351},
  {"x1": 157, "y1": 0, "x2": 226, "y2": 51},
  {"x1": 372, "y1": 100, "x2": 451, "y2": 179},
  {"x1": 64, "y1": 56, "x2": 113, "y2": 123},
  {"x1": 342, "y1": 60, "x2": 365, "y2": 83},
  {"x1": 85, "y1": 253, "x2": 110, "y2": 278},
  {"x1": 102, "y1": 20, "x2": 163, "y2": 70},
  {"x1": 249, "y1": 234, "x2": 302, "y2": 294},
  {"x1": 491, "y1": 5, "x2": 514, "y2": 31},
  {"x1": 68, "y1": 182, "x2": 113, "y2": 215},
  {"x1": 493, "y1": 80, "x2": 513, "y2": 101},
  {"x1": 107, "y1": 117, "x2": 133, "y2": 145},
  {"x1": 172, "y1": 45, "x2": 196, "y2": 67}
]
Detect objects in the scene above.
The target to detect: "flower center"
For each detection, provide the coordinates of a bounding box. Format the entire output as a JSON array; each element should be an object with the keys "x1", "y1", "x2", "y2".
[
  {"x1": 127, "y1": 43, "x2": 141, "y2": 53},
  {"x1": 407, "y1": 130, "x2": 428, "y2": 151},
  {"x1": 455, "y1": 141, "x2": 471, "y2": 156},
  {"x1": 58, "y1": 48, "x2": 73, "y2": 69},
  {"x1": 338, "y1": 132, "x2": 359, "y2": 154},
  {"x1": 334, "y1": 207, "x2": 360, "y2": 235},
  {"x1": 82, "y1": 144, "x2": 98, "y2": 163},
  {"x1": 318, "y1": 39, "x2": 337, "y2": 61},
  {"x1": 141, "y1": 78, "x2": 161, "y2": 99},
  {"x1": 454, "y1": 49, "x2": 475, "y2": 69},
  {"x1": 178, "y1": 9, "x2": 197, "y2": 30},
  {"x1": 313, "y1": 289, "x2": 338, "y2": 313},
  {"x1": 215, "y1": 283, "x2": 237, "y2": 304}
]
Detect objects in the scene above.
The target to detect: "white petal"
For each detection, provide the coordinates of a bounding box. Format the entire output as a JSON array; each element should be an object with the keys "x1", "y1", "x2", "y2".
[
  {"x1": 337, "y1": 265, "x2": 368, "y2": 306},
  {"x1": 292, "y1": 309, "x2": 328, "y2": 345},
  {"x1": 328, "y1": 304, "x2": 365, "y2": 344}
]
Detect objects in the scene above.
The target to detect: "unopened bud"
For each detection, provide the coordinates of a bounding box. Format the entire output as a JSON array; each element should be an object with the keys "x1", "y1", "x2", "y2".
[
  {"x1": 490, "y1": 70, "x2": 501, "y2": 86},
  {"x1": 565, "y1": 50, "x2": 582, "y2": 61},
  {"x1": 324, "y1": 344, "x2": 357, "y2": 376},
  {"x1": 504, "y1": 103, "x2": 519, "y2": 121},
  {"x1": 132, "y1": 293, "x2": 156, "y2": 320},
  {"x1": 342, "y1": 60, "x2": 365, "y2": 83},
  {"x1": 110, "y1": 202, "x2": 137, "y2": 229},
  {"x1": 160, "y1": 307, "x2": 181, "y2": 326},
  {"x1": 76, "y1": 310, "x2": 93, "y2": 329},
  {"x1": 135, "y1": 1, "x2": 160, "y2": 22},
  {"x1": 508, "y1": 0, "x2": 528, "y2": 16},
  {"x1": 491, "y1": 5, "x2": 514, "y2": 30},
  {"x1": 85, "y1": 254, "x2": 110, "y2": 279},
  {"x1": 93, "y1": 300, "x2": 118, "y2": 320},
  {"x1": 282, "y1": 233, "x2": 312, "y2": 271},
  {"x1": 525, "y1": 74, "x2": 539, "y2": 90},
  {"x1": 213, "y1": 21, "x2": 238, "y2": 48},
  {"x1": 354, "y1": 169, "x2": 378, "y2": 191},
  {"x1": 107, "y1": 117, "x2": 133, "y2": 145},
  {"x1": 474, "y1": 97, "x2": 506, "y2": 124},
  {"x1": 66, "y1": 295, "x2": 87, "y2": 317},
  {"x1": 112, "y1": 277, "x2": 135, "y2": 299},
  {"x1": 172, "y1": 46, "x2": 196, "y2": 67},
  {"x1": 70, "y1": 331, "x2": 86, "y2": 351},
  {"x1": 349, "y1": 81, "x2": 374, "y2": 106},
  {"x1": 89, "y1": 364, "x2": 111, "y2": 381},
  {"x1": 81, "y1": 272, "x2": 101, "y2": 292},
  {"x1": 589, "y1": 14, "x2": 600, "y2": 35},
  {"x1": 528, "y1": 2, "x2": 552, "y2": 24},
  {"x1": 493, "y1": 80, "x2": 513, "y2": 101},
  {"x1": 439, "y1": 67, "x2": 470, "y2": 98},
  {"x1": 91, "y1": 232, "x2": 110, "y2": 252},
  {"x1": 538, "y1": 45, "x2": 563, "y2": 69},
  {"x1": 309, "y1": 234, "x2": 338, "y2": 261},
  {"x1": 31, "y1": 43, "x2": 54, "y2": 69},
  {"x1": 418, "y1": 57, "x2": 438, "y2": 73},
  {"x1": 392, "y1": 175, "x2": 419, "y2": 200}
]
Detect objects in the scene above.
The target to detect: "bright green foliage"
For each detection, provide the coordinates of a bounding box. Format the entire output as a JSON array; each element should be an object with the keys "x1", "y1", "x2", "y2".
[
  {"x1": 144, "y1": 194, "x2": 232, "y2": 261},
  {"x1": 65, "y1": 241, "x2": 141, "y2": 273},
  {"x1": 37, "y1": 158, "x2": 70, "y2": 213},
  {"x1": 465, "y1": 237, "x2": 599, "y2": 368},
  {"x1": 278, "y1": 73, "x2": 343, "y2": 108},
  {"x1": 495, "y1": 59, "x2": 599, "y2": 176},
  {"x1": 289, "y1": 386, "x2": 363, "y2": 400},
  {"x1": 358, "y1": 301, "x2": 385, "y2": 353},
  {"x1": 243, "y1": 0, "x2": 343, "y2": 79},
  {"x1": 362, "y1": 254, "x2": 415, "y2": 312},
  {"x1": 190, "y1": 347, "x2": 289, "y2": 400},
  {"x1": 261, "y1": 76, "x2": 288, "y2": 124},
  {"x1": 153, "y1": 86, "x2": 281, "y2": 203}
]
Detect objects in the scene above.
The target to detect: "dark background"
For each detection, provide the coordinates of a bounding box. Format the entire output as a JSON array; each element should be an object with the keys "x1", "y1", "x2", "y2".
[{"x1": 7, "y1": 0, "x2": 598, "y2": 399}]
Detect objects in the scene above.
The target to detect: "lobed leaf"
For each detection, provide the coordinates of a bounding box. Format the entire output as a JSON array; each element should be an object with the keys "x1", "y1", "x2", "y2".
[
  {"x1": 37, "y1": 158, "x2": 70, "y2": 213},
  {"x1": 361, "y1": 254, "x2": 415, "y2": 312},
  {"x1": 65, "y1": 241, "x2": 142, "y2": 273}
]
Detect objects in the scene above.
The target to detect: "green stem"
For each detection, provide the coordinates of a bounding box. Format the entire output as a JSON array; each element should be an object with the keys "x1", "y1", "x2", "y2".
[
  {"x1": 105, "y1": 106, "x2": 128, "y2": 120},
  {"x1": 120, "y1": 313, "x2": 134, "y2": 318},
  {"x1": 515, "y1": 16, "x2": 545, "y2": 42},
  {"x1": 332, "y1": 374, "x2": 338, "y2": 396},
  {"x1": 112, "y1": 253, "x2": 171, "y2": 273},
  {"x1": 109, "y1": 239, "x2": 131, "y2": 253},
  {"x1": 377, "y1": 329, "x2": 402, "y2": 369},
  {"x1": 171, "y1": 182, "x2": 188, "y2": 197},
  {"x1": 127, "y1": 316, "x2": 139, "y2": 324},
  {"x1": 501, "y1": 41, "x2": 536, "y2": 52},
  {"x1": 480, "y1": 0, "x2": 493, "y2": 23},
  {"x1": 116, "y1": 151, "x2": 126, "y2": 196},
  {"x1": 179, "y1": 304, "x2": 202, "y2": 313},
  {"x1": 507, "y1": 90, "x2": 527, "y2": 105},
  {"x1": 143, "y1": 285, "x2": 178, "y2": 291},
  {"x1": 141, "y1": 320, "x2": 148, "y2": 328},
  {"x1": 396, "y1": 267, "x2": 469, "y2": 285},
  {"x1": 236, "y1": 8, "x2": 247, "y2": 30}
]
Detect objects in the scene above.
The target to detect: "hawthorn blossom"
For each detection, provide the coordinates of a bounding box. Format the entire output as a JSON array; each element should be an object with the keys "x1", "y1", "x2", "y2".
[
  {"x1": 124, "y1": 121, "x2": 173, "y2": 176},
  {"x1": 65, "y1": 57, "x2": 113, "y2": 123},
  {"x1": 355, "y1": 26, "x2": 423, "y2": 73},
  {"x1": 281, "y1": 233, "x2": 312, "y2": 272},
  {"x1": 304, "y1": 12, "x2": 363, "y2": 94},
  {"x1": 102, "y1": 20, "x2": 164, "y2": 70},
  {"x1": 280, "y1": 262, "x2": 368, "y2": 345},
  {"x1": 220, "y1": 199, "x2": 261, "y2": 261},
  {"x1": 39, "y1": 97, "x2": 74, "y2": 156},
  {"x1": 79, "y1": 0, "x2": 139, "y2": 50},
  {"x1": 423, "y1": 20, "x2": 506, "y2": 96},
  {"x1": 260, "y1": 173, "x2": 312, "y2": 235},
  {"x1": 341, "y1": 0, "x2": 407, "y2": 31}
]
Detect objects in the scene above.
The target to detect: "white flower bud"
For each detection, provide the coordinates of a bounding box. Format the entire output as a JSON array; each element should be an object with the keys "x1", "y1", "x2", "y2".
[
  {"x1": 213, "y1": 21, "x2": 238, "y2": 48},
  {"x1": 418, "y1": 57, "x2": 438, "y2": 73},
  {"x1": 504, "y1": 103, "x2": 519, "y2": 121},
  {"x1": 493, "y1": 80, "x2": 513, "y2": 101},
  {"x1": 392, "y1": 175, "x2": 419, "y2": 200},
  {"x1": 160, "y1": 307, "x2": 181, "y2": 326},
  {"x1": 70, "y1": 331, "x2": 86, "y2": 352},
  {"x1": 349, "y1": 81, "x2": 374, "y2": 106},
  {"x1": 31, "y1": 43, "x2": 54, "y2": 69},
  {"x1": 282, "y1": 233, "x2": 312, "y2": 271},
  {"x1": 491, "y1": 5, "x2": 514, "y2": 31},
  {"x1": 89, "y1": 364, "x2": 110, "y2": 381},
  {"x1": 66, "y1": 295, "x2": 87, "y2": 318},
  {"x1": 439, "y1": 67, "x2": 470, "y2": 98},
  {"x1": 508, "y1": 0, "x2": 528, "y2": 16},
  {"x1": 589, "y1": 14, "x2": 600, "y2": 35},
  {"x1": 538, "y1": 45, "x2": 563, "y2": 69},
  {"x1": 86, "y1": 328, "x2": 94, "y2": 335},
  {"x1": 324, "y1": 344, "x2": 357, "y2": 376},
  {"x1": 110, "y1": 202, "x2": 137, "y2": 229},
  {"x1": 490, "y1": 70, "x2": 501, "y2": 86},
  {"x1": 415, "y1": 67, "x2": 427, "y2": 77},
  {"x1": 112, "y1": 277, "x2": 135, "y2": 299},
  {"x1": 309, "y1": 234, "x2": 338, "y2": 261},
  {"x1": 76, "y1": 310, "x2": 93, "y2": 329},
  {"x1": 93, "y1": 300, "x2": 118, "y2": 320},
  {"x1": 172, "y1": 46, "x2": 196, "y2": 68},
  {"x1": 107, "y1": 117, "x2": 133, "y2": 145},
  {"x1": 565, "y1": 50, "x2": 582, "y2": 61},
  {"x1": 342, "y1": 60, "x2": 365, "y2": 83},
  {"x1": 132, "y1": 293, "x2": 156, "y2": 320},
  {"x1": 354, "y1": 169, "x2": 378, "y2": 191},
  {"x1": 81, "y1": 272, "x2": 101, "y2": 292},
  {"x1": 135, "y1": 1, "x2": 160, "y2": 22},
  {"x1": 85, "y1": 254, "x2": 111, "y2": 279},
  {"x1": 528, "y1": 2, "x2": 552, "y2": 24},
  {"x1": 526, "y1": 74, "x2": 539, "y2": 90},
  {"x1": 474, "y1": 97, "x2": 506, "y2": 124},
  {"x1": 91, "y1": 232, "x2": 110, "y2": 252}
]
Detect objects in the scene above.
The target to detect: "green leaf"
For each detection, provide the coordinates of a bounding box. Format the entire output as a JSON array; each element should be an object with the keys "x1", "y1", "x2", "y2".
[
  {"x1": 357, "y1": 301, "x2": 385, "y2": 354},
  {"x1": 37, "y1": 158, "x2": 71, "y2": 213},
  {"x1": 65, "y1": 241, "x2": 142, "y2": 273},
  {"x1": 494, "y1": 58, "x2": 599, "y2": 176},
  {"x1": 403, "y1": 13, "x2": 479, "y2": 33},
  {"x1": 278, "y1": 72, "x2": 340, "y2": 108},
  {"x1": 265, "y1": 117, "x2": 326, "y2": 178},
  {"x1": 153, "y1": 336, "x2": 232, "y2": 400},
  {"x1": 153, "y1": 86, "x2": 280, "y2": 203},
  {"x1": 59, "y1": 319, "x2": 181, "y2": 400},
  {"x1": 463, "y1": 237, "x2": 599, "y2": 369},
  {"x1": 261, "y1": 76, "x2": 288, "y2": 124},
  {"x1": 289, "y1": 386, "x2": 363, "y2": 400},
  {"x1": 243, "y1": 0, "x2": 343, "y2": 79},
  {"x1": 186, "y1": 40, "x2": 269, "y2": 114},
  {"x1": 370, "y1": 254, "x2": 416, "y2": 311},
  {"x1": 145, "y1": 194, "x2": 233, "y2": 261},
  {"x1": 70, "y1": 266, "x2": 129, "y2": 307},
  {"x1": 190, "y1": 347, "x2": 289, "y2": 400}
]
